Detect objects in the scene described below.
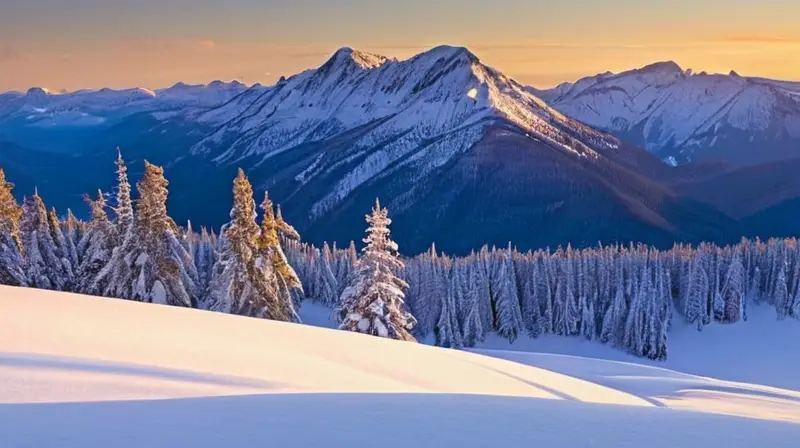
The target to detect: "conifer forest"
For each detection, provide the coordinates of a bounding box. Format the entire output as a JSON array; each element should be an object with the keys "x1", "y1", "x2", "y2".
[{"x1": 1, "y1": 154, "x2": 799, "y2": 361}]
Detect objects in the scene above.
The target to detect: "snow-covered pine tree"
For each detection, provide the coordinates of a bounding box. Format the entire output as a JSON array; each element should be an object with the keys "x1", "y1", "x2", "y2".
[
  {"x1": 76, "y1": 190, "x2": 117, "y2": 294},
  {"x1": 101, "y1": 161, "x2": 197, "y2": 306},
  {"x1": 0, "y1": 169, "x2": 26, "y2": 286},
  {"x1": 114, "y1": 149, "x2": 134, "y2": 244},
  {"x1": 461, "y1": 258, "x2": 486, "y2": 346},
  {"x1": 194, "y1": 226, "x2": 216, "y2": 294},
  {"x1": 58, "y1": 209, "x2": 81, "y2": 272},
  {"x1": 774, "y1": 260, "x2": 790, "y2": 319},
  {"x1": 257, "y1": 191, "x2": 302, "y2": 321},
  {"x1": 721, "y1": 250, "x2": 745, "y2": 323},
  {"x1": 490, "y1": 248, "x2": 524, "y2": 342},
  {"x1": 312, "y1": 243, "x2": 338, "y2": 306},
  {"x1": 435, "y1": 263, "x2": 463, "y2": 348},
  {"x1": 48, "y1": 207, "x2": 76, "y2": 290},
  {"x1": 20, "y1": 191, "x2": 69, "y2": 290},
  {"x1": 337, "y1": 199, "x2": 416, "y2": 341},
  {"x1": 206, "y1": 170, "x2": 282, "y2": 317}
]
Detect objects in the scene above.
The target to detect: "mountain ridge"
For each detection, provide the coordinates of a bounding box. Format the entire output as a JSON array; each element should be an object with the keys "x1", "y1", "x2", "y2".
[{"x1": 537, "y1": 61, "x2": 800, "y2": 166}]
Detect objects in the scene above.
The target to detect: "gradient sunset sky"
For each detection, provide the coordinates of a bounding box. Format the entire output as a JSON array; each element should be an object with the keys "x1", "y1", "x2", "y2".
[{"x1": 1, "y1": 0, "x2": 799, "y2": 92}]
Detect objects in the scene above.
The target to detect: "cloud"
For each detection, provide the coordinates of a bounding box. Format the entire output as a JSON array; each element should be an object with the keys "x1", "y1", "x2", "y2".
[{"x1": 722, "y1": 35, "x2": 798, "y2": 43}]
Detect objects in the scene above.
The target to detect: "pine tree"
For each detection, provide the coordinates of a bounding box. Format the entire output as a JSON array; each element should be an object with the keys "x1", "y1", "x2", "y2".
[
  {"x1": 435, "y1": 264, "x2": 464, "y2": 348},
  {"x1": 0, "y1": 170, "x2": 26, "y2": 286},
  {"x1": 337, "y1": 199, "x2": 416, "y2": 341},
  {"x1": 774, "y1": 261, "x2": 790, "y2": 319},
  {"x1": 461, "y1": 260, "x2": 486, "y2": 346},
  {"x1": 77, "y1": 190, "x2": 117, "y2": 294},
  {"x1": 114, "y1": 149, "x2": 134, "y2": 244},
  {"x1": 313, "y1": 243, "x2": 339, "y2": 306},
  {"x1": 20, "y1": 191, "x2": 68, "y2": 290},
  {"x1": 48, "y1": 207, "x2": 76, "y2": 290},
  {"x1": 257, "y1": 191, "x2": 302, "y2": 321},
  {"x1": 600, "y1": 266, "x2": 627, "y2": 346},
  {"x1": 491, "y1": 250, "x2": 524, "y2": 342},
  {"x1": 98, "y1": 161, "x2": 197, "y2": 306},
  {"x1": 722, "y1": 252, "x2": 745, "y2": 323},
  {"x1": 206, "y1": 170, "x2": 284, "y2": 318}
]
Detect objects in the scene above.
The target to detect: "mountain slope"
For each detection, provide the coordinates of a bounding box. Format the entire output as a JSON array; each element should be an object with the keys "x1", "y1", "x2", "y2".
[
  {"x1": 159, "y1": 46, "x2": 733, "y2": 253},
  {"x1": 0, "y1": 47, "x2": 747, "y2": 252},
  {"x1": 2, "y1": 286, "x2": 800, "y2": 447},
  {"x1": 538, "y1": 62, "x2": 800, "y2": 166}
]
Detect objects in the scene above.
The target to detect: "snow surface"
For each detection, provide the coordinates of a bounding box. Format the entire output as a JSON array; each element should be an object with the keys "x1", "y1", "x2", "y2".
[{"x1": 3, "y1": 286, "x2": 795, "y2": 446}]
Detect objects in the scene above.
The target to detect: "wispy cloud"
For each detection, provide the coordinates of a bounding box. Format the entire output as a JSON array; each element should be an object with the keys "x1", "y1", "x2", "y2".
[{"x1": 722, "y1": 35, "x2": 798, "y2": 43}]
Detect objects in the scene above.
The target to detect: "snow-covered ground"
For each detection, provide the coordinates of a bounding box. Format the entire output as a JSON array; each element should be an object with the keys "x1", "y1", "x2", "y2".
[{"x1": 2, "y1": 287, "x2": 800, "y2": 447}]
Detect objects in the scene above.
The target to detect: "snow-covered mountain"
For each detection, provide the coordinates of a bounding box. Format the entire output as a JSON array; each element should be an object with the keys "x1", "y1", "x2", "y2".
[
  {"x1": 0, "y1": 46, "x2": 738, "y2": 253},
  {"x1": 536, "y1": 62, "x2": 800, "y2": 165},
  {"x1": 192, "y1": 46, "x2": 617, "y2": 164},
  {"x1": 0, "y1": 81, "x2": 247, "y2": 127}
]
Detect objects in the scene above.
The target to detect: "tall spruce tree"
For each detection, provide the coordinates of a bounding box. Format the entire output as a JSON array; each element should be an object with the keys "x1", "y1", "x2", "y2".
[
  {"x1": 98, "y1": 161, "x2": 197, "y2": 306},
  {"x1": 0, "y1": 170, "x2": 26, "y2": 286},
  {"x1": 337, "y1": 199, "x2": 416, "y2": 341},
  {"x1": 257, "y1": 191, "x2": 302, "y2": 321},
  {"x1": 77, "y1": 190, "x2": 117, "y2": 294},
  {"x1": 20, "y1": 191, "x2": 68, "y2": 290},
  {"x1": 206, "y1": 170, "x2": 278, "y2": 316}
]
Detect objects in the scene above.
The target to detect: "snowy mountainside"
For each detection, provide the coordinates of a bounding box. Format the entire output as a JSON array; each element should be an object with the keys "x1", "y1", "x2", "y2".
[
  {"x1": 191, "y1": 46, "x2": 617, "y2": 170},
  {"x1": 538, "y1": 62, "x2": 800, "y2": 165},
  {"x1": 0, "y1": 46, "x2": 741, "y2": 253},
  {"x1": 156, "y1": 46, "x2": 735, "y2": 253},
  {"x1": 3, "y1": 286, "x2": 800, "y2": 447}
]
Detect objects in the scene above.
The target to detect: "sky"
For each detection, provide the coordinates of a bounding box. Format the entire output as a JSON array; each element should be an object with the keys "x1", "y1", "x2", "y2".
[{"x1": 1, "y1": 0, "x2": 799, "y2": 92}]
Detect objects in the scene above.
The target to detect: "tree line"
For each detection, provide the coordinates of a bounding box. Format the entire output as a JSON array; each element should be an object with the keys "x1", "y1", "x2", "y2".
[{"x1": 1, "y1": 153, "x2": 799, "y2": 360}]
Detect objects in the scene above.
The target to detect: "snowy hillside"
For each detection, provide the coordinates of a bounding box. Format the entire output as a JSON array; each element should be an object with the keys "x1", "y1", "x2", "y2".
[
  {"x1": 538, "y1": 62, "x2": 800, "y2": 165},
  {"x1": 2, "y1": 286, "x2": 799, "y2": 447}
]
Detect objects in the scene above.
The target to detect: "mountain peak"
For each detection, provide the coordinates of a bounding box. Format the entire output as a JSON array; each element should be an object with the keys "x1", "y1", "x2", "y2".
[
  {"x1": 325, "y1": 47, "x2": 388, "y2": 70},
  {"x1": 637, "y1": 61, "x2": 683, "y2": 75},
  {"x1": 26, "y1": 87, "x2": 53, "y2": 97},
  {"x1": 422, "y1": 45, "x2": 479, "y2": 63}
]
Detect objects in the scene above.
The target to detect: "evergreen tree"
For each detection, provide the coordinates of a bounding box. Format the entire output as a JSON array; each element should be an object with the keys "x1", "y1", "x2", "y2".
[
  {"x1": 77, "y1": 190, "x2": 117, "y2": 294},
  {"x1": 257, "y1": 191, "x2": 302, "y2": 321},
  {"x1": 48, "y1": 207, "x2": 76, "y2": 289},
  {"x1": 206, "y1": 170, "x2": 285, "y2": 318},
  {"x1": 435, "y1": 264, "x2": 463, "y2": 348},
  {"x1": 461, "y1": 260, "x2": 486, "y2": 346},
  {"x1": 312, "y1": 243, "x2": 339, "y2": 306},
  {"x1": 114, "y1": 149, "x2": 134, "y2": 243},
  {"x1": 491, "y1": 250, "x2": 524, "y2": 342},
  {"x1": 20, "y1": 191, "x2": 68, "y2": 290},
  {"x1": 337, "y1": 199, "x2": 416, "y2": 341},
  {"x1": 98, "y1": 162, "x2": 197, "y2": 306},
  {"x1": 0, "y1": 170, "x2": 26, "y2": 286}
]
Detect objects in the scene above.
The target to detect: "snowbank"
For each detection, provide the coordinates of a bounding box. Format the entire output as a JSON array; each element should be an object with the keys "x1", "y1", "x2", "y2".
[{"x1": 2, "y1": 286, "x2": 799, "y2": 447}]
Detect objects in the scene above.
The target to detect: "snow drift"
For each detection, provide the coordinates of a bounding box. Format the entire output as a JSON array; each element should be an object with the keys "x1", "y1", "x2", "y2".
[{"x1": 1, "y1": 286, "x2": 799, "y2": 446}]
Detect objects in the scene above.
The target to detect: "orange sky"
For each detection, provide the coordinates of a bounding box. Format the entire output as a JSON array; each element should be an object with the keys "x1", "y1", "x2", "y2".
[{"x1": 1, "y1": 1, "x2": 799, "y2": 91}]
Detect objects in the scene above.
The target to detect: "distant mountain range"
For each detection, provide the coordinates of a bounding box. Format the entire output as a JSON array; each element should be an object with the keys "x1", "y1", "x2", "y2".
[
  {"x1": 534, "y1": 62, "x2": 800, "y2": 166},
  {"x1": 1, "y1": 46, "x2": 799, "y2": 254}
]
